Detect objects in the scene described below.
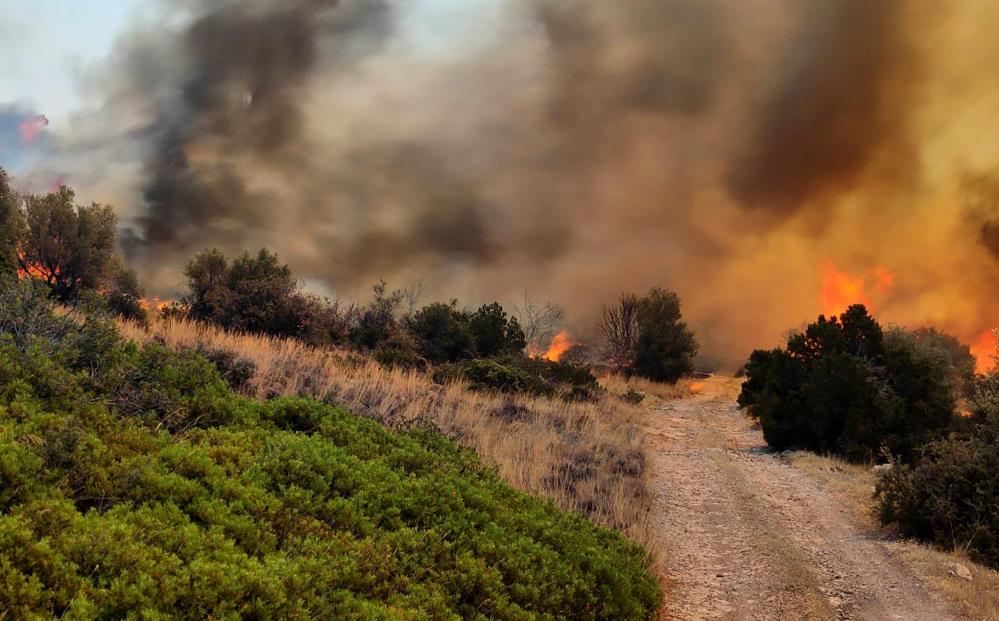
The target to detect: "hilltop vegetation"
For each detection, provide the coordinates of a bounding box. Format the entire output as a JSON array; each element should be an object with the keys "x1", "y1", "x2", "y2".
[{"x1": 0, "y1": 281, "x2": 661, "y2": 618}]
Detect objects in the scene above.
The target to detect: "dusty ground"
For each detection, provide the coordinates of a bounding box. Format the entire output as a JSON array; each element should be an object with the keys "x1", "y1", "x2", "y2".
[{"x1": 646, "y1": 376, "x2": 964, "y2": 621}]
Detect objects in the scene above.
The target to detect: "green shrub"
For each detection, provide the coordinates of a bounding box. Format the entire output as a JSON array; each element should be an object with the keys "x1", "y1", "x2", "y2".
[
  {"x1": 0, "y1": 286, "x2": 661, "y2": 619},
  {"x1": 194, "y1": 345, "x2": 257, "y2": 393},
  {"x1": 406, "y1": 302, "x2": 475, "y2": 364},
  {"x1": 435, "y1": 355, "x2": 602, "y2": 402},
  {"x1": 468, "y1": 302, "x2": 526, "y2": 358},
  {"x1": 738, "y1": 305, "x2": 959, "y2": 461},
  {"x1": 875, "y1": 371, "x2": 999, "y2": 568},
  {"x1": 435, "y1": 359, "x2": 531, "y2": 394},
  {"x1": 182, "y1": 248, "x2": 348, "y2": 347},
  {"x1": 597, "y1": 288, "x2": 697, "y2": 383}
]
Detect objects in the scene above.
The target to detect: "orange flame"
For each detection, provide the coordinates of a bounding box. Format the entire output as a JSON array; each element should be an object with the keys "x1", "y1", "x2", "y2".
[
  {"x1": 539, "y1": 331, "x2": 574, "y2": 362},
  {"x1": 820, "y1": 261, "x2": 870, "y2": 316},
  {"x1": 819, "y1": 261, "x2": 894, "y2": 317},
  {"x1": 139, "y1": 298, "x2": 172, "y2": 313},
  {"x1": 16, "y1": 250, "x2": 53, "y2": 281},
  {"x1": 970, "y1": 328, "x2": 997, "y2": 374},
  {"x1": 19, "y1": 115, "x2": 49, "y2": 143}
]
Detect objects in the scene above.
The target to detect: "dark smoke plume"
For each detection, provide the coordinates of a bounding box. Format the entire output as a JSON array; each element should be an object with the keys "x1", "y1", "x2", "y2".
[{"x1": 727, "y1": 0, "x2": 923, "y2": 214}]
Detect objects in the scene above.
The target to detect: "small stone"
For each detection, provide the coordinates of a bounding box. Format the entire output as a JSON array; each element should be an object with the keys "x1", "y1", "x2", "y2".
[{"x1": 948, "y1": 563, "x2": 973, "y2": 582}]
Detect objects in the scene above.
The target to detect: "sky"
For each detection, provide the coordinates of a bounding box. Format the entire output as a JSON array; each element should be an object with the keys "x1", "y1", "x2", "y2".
[
  {"x1": 0, "y1": 0, "x2": 485, "y2": 123},
  {"x1": 0, "y1": 0, "x2": 486, "y2": 174},
  {"x1": 0, "y1": 0, "x2": 152, "y2": 125}
]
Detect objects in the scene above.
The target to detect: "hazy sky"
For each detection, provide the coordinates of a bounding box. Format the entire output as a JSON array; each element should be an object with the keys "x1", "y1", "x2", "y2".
[
  {"x1": 0, "y1": 0, "x2": 487, "y2": 128},
  {"x1": 0, "y1": 1, "x2": 153, "y2": 125}
]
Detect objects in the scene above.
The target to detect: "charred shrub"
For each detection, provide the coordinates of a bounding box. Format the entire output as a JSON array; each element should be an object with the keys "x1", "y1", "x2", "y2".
[
  {"x1": 739, "y1": 305, "x2": 960, "y2": 462},
  {"x1": 490, "y1": 399, "x2": 536, "y2": 423}
]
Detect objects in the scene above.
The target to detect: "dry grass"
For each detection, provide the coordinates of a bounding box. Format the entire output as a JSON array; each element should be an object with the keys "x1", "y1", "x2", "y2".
[
  {"x1": 118, "y1": 315, "x2": 664, "y2": 567},
  {"x1": 599, "y1": 373, "x2": 693, "y2": 406},
  {"x1": 786, "y1": 451, "x2": 999, "y2": 620}
]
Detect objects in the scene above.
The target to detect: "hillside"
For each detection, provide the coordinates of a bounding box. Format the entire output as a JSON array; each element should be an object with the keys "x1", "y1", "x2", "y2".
[{"x1": 0, "y1": 282, "x2": 660, "y2": 619}]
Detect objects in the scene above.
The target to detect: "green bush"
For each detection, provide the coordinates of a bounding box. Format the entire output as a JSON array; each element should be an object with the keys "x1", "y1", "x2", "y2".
[
  {"x1": 434, "y1": 359, "x2": 531, "y2": 394},
  {"x1": 876, "y1": 371, "x2": 999, "y2": 568},
  {"x1": 435, "y1": 355, "x2": 602, "y2": 402},
  {"x1": 468, "y1": 303, "x2": 526, "y2": 358},
  {"x1": 406, "y1": 302, "x2": 475, "y2": 364},
  {"x1": 0, "y1": 284, "x2": 661, "y2": 618},
  {"x1": 597, "y1": 288, "x2": 697, "y2": 383},
  {"x1": 182, "y1": 248, "x2": 348, "y2": 347},
  {"x1": 738, "y1": 305, "x2": 959, "y2": 461}
]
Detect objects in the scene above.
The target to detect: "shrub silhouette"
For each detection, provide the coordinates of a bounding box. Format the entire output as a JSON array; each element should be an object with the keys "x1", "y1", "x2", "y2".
[
  {"x1": 877, "y1": 372, "x2": 999, "y2": 567},
  {"x1": 469, "y1": 301, "x2": 526, "y2": 357},
  {"x1": 406, "y1": 301, "x2": 475, "y2": 363},
  {"x1": 182, "y1": 247, "x2": 349, "y2": 347},
  {"x1": 598, "y1": 288, "x2": 697, "y2": 383},
  {"x1": 739, "y1": 305, "x2": 959, "y2": 462}
]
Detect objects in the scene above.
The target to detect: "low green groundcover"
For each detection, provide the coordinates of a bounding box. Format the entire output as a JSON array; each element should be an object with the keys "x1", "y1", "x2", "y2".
[{"x1": 0, "y1": 284, "x2": 660, "y2": 619}]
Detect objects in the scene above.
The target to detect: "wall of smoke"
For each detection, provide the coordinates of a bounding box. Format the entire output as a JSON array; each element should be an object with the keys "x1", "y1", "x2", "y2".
[{"x1": 22, "y1": 0, "x2": 999, "y2": 368}]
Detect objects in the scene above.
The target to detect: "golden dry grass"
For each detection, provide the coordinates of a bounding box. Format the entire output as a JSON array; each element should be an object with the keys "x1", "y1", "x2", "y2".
[
  {"x1": 118, "y1": 315, "x2": 664, "y2": 567},
  {"x1": 599, "y1": 373, "x2": 693, "y2": 406},
  {"x1": 786, "y1": 451, "x2": 999, "y2": 620}
]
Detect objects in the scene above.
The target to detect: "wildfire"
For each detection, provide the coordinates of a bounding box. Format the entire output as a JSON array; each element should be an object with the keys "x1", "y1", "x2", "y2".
[
  {"x1": 19, "y1": 115, "x2": 49, "y2": 143},
  {"x1": 139, "y1": 298, "x2": 172, "y2": 313},
  {"x1": 536, "y1": 330, "x2": 574, "y2": 362},
  {"x1": 970, "y1": 328, "x2": 997, "y2": 374},
  {"x1": 819, "y1": 260, "x2": 893, "y2": 317},
  {"x1": 15, "y1": 251, "x2": 54, "y2": 282}
]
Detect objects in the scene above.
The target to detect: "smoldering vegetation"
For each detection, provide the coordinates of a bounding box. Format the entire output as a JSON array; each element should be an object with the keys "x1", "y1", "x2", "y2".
[{"x1": 18, "y1": 0, "x2": 999, "y2": 363}]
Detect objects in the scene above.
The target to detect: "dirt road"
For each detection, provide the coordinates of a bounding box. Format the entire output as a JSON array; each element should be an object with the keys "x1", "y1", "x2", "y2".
[{"x1": 647, "y1": 376, "x2": 961, "y2": 621}]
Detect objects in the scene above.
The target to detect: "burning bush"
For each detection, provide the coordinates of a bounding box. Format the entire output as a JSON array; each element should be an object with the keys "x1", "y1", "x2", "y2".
[
  {"x1": 0, "y1": 173, "x2": 147, "y2": 322},
  {"x1": 738, "y1": 305, "x2": 962, "y2": 462}
]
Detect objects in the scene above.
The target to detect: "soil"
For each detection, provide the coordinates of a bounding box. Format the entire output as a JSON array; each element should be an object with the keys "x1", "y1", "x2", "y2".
[{"x1": 647, "y1": 376, "x2": 963, "y2": 621}]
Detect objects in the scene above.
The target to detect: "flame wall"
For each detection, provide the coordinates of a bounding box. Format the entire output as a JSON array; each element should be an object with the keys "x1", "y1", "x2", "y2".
[{"x1": 31, "y1": 0, "x2": 999, "y2": 368}]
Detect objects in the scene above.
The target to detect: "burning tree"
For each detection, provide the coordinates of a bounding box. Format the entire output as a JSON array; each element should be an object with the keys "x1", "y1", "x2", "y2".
[
  {"x1": 515, "y1": 294, "x2": 564, "y2": 354},
  {"x1": 18, "y1": 187, "x2": 119, "y2": 301}
]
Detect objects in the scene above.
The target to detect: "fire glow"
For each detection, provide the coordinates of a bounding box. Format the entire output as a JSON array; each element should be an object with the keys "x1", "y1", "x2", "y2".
[
  {"x1": 819, "y1": 261, "x2": 893, "y2": 318},
  {"x1": 970, "y1": 329, "x2": 997, "y2": 374},
  {"x1": 16, "y1": 251, "x2": 57, "y2": 283},
  {"x1": 536, "y1": 331, "x2": 573, "y2": 362},
  {"x1": 139, "y1": 298, "x2": 172, "y2": 313},
  {"x1": 19, "y1": 115, "x2": 49, "y2": 143}
]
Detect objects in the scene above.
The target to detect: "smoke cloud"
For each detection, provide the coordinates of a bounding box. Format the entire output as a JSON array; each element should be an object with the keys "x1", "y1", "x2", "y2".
[{"x1": 27, "y1": 0, "x2": 999, "y2": 367}]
